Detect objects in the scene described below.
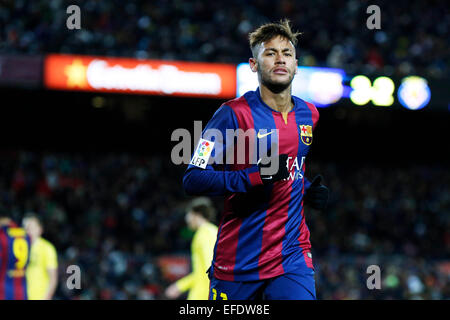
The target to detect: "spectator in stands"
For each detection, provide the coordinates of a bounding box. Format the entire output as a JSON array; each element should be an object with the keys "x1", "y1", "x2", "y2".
[{"x1": 0, "y1": 0, "x2": 447, "y2": 78}]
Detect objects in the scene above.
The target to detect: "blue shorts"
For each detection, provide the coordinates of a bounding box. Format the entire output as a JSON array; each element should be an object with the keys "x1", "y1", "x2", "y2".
[{"x1": 208, "y1": 269, "x2": 316, "y2": 300}]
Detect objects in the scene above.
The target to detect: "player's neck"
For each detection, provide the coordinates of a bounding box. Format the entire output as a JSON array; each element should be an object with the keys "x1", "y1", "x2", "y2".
[
  {"x1": 30, "y1": 235, "x2": 40, "y2": 244},
  {"x1": 0, "y1": 217, "x2": 11, "y2": 226},
  {"x1": 259, "y1": 84, "x2": 293, "y2": 113},
  {"x1": 195, "y1": 218, "x2": 208, "y2": 230}
]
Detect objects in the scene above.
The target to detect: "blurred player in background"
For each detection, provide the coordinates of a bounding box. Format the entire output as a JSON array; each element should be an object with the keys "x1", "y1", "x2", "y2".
[
  {"x1": 22, "y1": 213, "x2": 58, "y2": 300},
  {"x1": 0, "y1": 210, "x2": 31, "y2": 300},
  {"x1": 183, "y1": 20, "x2": 329, "y2": 300},
  {"x1": 165, "y1": 197, "x2": 218, "y2": 300}
]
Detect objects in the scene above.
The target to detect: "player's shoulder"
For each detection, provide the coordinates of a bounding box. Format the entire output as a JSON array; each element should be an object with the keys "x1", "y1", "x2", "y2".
[
  {"x1": 5, "y1": 226, "x2": 27, "y2": 238},
  {"x1": 217, "y1": 91, "x2": 258, "y2": 126},
  {"x1": 0, "y1": 225, "x2": 6, "y2": 239},
  {"x1": 205, "y1": 222, "x2": 218, "y2": 234},
  {"x1": 293, "y1": 96, "x2": 320, "y2": 127},
  {"x1": 223, "y1": 93, "x2": 248, "y2": 107},
  {"x1": 197, "y1": 222, "x2": 218, "y2": 238},
  {"x1": 293, "y1": 95, "x2": 317, "y2": 111},
  {"x1": 208, "y1": 95, "x2": 250, "y2": 127},
  {"x1": 37, "y1": 237, "x2": 56, "y2": 252},
  {"x1": 221, "y1": 92, "x2": 252, "y2": 113}
]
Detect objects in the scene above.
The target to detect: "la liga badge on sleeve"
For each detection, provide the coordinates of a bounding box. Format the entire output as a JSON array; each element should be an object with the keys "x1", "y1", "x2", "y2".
[{"x1": 191, "y1": 138, "x2": 215, "y2": 169}]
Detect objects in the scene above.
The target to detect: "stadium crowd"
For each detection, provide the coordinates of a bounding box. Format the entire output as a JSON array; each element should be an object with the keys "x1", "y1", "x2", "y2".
[
  {"x1": 0, "y1": 150, "x2": 448, "y2": 300},
  {"x1": 0, "y1": 0, "x2": 448, "y2": 78}
]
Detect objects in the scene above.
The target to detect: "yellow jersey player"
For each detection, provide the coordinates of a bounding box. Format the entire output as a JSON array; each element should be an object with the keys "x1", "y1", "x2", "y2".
[
  {"x1": 22, "y1": 213, "x2": 58, "y2": 300},
  {"x1": 165, "y1": 197, "x2": 218, "y2": 300}
]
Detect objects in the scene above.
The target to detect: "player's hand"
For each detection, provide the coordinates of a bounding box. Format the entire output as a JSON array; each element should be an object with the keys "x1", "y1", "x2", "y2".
[
  {"x1": 165, "y1": 283, "x2": 181, "y2": 299},
  {"x1": 304, "y1": 175, "x2": 329, "y2": 210},
  {"x1": 258, "y1": 154, "x2": 289, "y2": 184}
]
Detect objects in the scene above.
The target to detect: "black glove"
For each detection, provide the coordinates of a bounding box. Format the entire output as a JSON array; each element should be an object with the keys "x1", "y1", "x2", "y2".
[
  {"x1": 304, "y1": 175, "x2": 329, "y2": 210},
  {"x1": 258, "y1": 154, "x2": 289, "y2": 184}
]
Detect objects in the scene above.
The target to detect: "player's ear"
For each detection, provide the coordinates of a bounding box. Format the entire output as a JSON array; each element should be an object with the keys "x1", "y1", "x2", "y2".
[
  {"x1": 249, "y1": 57, "x2": 258, "y2": 73},
  {"x1": 294, "y1": 58, "x2": 298, "y2": 74}
]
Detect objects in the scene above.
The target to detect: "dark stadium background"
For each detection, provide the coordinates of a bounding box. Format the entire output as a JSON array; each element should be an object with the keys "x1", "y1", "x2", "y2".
[
  {"x1": 1, "y1": 87, "x2": 448, "y2": 161},
  {"x1": 0, "y1": 0, "x2": 448, "y2": 300}
]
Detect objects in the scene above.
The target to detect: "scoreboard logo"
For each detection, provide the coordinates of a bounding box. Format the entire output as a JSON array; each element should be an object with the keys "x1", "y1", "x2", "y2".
[{"x1": 299, "y1": 125, "x2": 313, "y2": 145}]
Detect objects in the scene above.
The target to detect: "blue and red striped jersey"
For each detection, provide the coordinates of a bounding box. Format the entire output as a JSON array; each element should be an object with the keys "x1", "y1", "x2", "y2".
[
  {"x1": 183, "y1": 88, "x2": 319, "y2": 281},
  {"x1": 0, "y1": 222, "x2": 31, "y2": 300}
]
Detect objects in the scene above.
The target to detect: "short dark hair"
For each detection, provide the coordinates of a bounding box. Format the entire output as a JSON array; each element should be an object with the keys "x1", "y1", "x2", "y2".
[
  {"x1": 248, "y1": 19, "x2": 302, "y2": 57},
  {"x1": 23, "y1": 212, "x2": 42, "y2": 226},
  {"x1": 187, "y1": 197, "x2": 216, "y2": 222}
]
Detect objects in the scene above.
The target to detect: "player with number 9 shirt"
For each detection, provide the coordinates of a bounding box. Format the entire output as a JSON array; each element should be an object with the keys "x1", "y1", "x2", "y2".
[{"x1": 0, "y1": 210, "x2": 31, "y2": 300}]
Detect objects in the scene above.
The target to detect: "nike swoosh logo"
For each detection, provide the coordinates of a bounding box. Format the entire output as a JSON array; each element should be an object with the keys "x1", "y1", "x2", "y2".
[
  {"x1": 257, "y1": 131, "x2": 274, "y2": 139},
  {"x1": 261, "y1": 176, "x2": 272, "y2": 180}
]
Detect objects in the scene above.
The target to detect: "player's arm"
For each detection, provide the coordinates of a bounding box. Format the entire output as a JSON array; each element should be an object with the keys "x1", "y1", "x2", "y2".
[
  {"x1": 183, "y1": 105, "x2": 263, "y2": 196},
  {"x1": 176, "y1": 230, "x2": 212, "y2": 293},
  {"x1": 302, "y1": 104, "x2": 329, "y2": 210},
  {"x1": 44, "y1": 243, "x2": 58, "y2": 300},
  {"x1": 167, "y1": 234, "x2": 202, "y2": 298},
  {"x1": 45, "y1": 268, "x2": 58, "y2": 300},
  {"x1": 165, "y1": 271, "x2": 194, "y2": 299},
  {"x1": 174, "y1": 272, "x2": 195, "y2": 293}
]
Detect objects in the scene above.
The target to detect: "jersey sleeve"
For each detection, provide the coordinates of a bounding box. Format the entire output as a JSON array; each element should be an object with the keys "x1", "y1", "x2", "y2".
[
  {"x1": 175, "y1": 229, "x2": 205, "y2": 293},
  {"x1": 304, "y1": 100, "x2": 320, "y2": 192},
  {"x1": 183, "y1": 104, "x2": 263, "y2": 196},
  {"x1": 304, "y1": 101, "x2": 320, "y2": 131},
  {"x1": 304, "y1": 176, "x2": 312, "y2": 191},
  {"x1": 44, "y1": 241, "x2": 58, "y2": 269},
  {"x1": 175, "y1": 272, "x2": 195, "y2": 293}
]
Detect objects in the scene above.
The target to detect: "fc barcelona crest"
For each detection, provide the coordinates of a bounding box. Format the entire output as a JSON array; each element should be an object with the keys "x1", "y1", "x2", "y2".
[{"x1": 299, "y1": 124, "x2": 313, "y2": 145}]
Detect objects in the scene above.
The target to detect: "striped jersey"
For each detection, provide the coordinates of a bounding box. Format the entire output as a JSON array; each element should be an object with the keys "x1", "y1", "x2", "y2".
[
  {"x1": 183, "y1": 88, "x2": 319, "y2": 281},
  {"x1": 0, "y1": 222, "x2": 31, "y2": 300}
]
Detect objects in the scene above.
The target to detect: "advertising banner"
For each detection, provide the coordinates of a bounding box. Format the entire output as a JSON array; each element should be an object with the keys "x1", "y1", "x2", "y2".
[{"x1": 44, "y1": 54, "x2": 236, "y2": 99}]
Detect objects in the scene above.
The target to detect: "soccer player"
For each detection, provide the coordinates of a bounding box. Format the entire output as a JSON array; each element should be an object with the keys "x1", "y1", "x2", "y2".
[
  {"x1": 22, "y1": 213, "x2": 58, "y2": 300},
  {"x1": 183, "y1": 20, "x2": 329, "y2": 300},
  {"x1": 165, "y1": 197, "x2": 218, "y2": 300},
  {"x1": 0, "y1": 210, "x2": 31, "y2": 300}
]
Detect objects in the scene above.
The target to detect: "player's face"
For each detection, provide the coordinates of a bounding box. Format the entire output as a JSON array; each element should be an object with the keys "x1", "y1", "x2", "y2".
[
  {"x1": 185, "y1": 211, "x2": 196, "y2": 230},
  {"x1": 23, "y1": 218, "x2": 42, "y2": 238},
  {"x1": 250, "y1": 36, "x2": 298, "y2": 92}
]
